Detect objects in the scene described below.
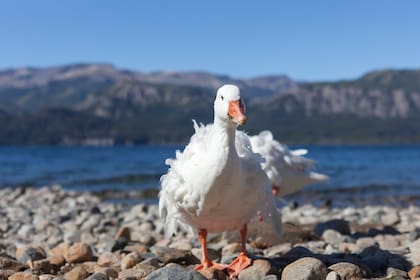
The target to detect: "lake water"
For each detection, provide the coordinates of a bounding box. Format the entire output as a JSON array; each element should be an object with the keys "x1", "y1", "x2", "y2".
[{"x1": 1, "y1": 145, "x2": 420, "y2": 205}]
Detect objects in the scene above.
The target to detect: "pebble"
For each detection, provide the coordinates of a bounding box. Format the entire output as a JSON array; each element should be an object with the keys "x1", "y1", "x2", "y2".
[
  {"x1": 124, "y1": 243, "x2": 149, "y2": 254},
  {"x1": 65, "y1": 265, "x2": 89, "y2": 280},
  {"x1": 238, "y1": 259, "x2": 275, "y2": 280},
  {"x1": 97, "y1": 252, "x2": 120, "y2": 267},
  {"x1": 115, "y1": 227, "x2": 131, "y2": 241},
  {"x1": 321, "y1": 229, "x2": 346, "y2": 245},
  {"x1": 356, "y1": 237, "x2": 377, "y2": 250},
  {"x1": 381, "y1": 210, "x2": 400, "y2": 225},
  {"x1": 49, "y1": 243, "x2": 70, "y2": 259},
  {"x1": 121, "y1": 252, "x2": 143, "y2": 269},
  {"x1": 408, "y1": 266, "x2": 420, "y2": 279},
  {"x1": 409, "y1": 227, "x2": 420, "y2": 242},
  {"x1": 38, "y1": 274, "x2": 56, "y2": 280},
  {"x1": 325, "y1": 271, "x2": 340, "y2": 280},
  {"x1": 85, "y1": 272, "x2": 108, "y2": 280},
  {"x1": 49, "y1": 255, "x2": 66, "y2": 267},
  {"x1": 150, "y1": 246, "x2": 192, "y2": 264},
  {"x1": 31, "y1": 259, "x2": 52, "y2": 273},
  {"x1": 169, "y1": 238, "x2": 193, "y2": 251},
  {"x1": 198, "y1": 267, "x2": 228, "y2": 280},
  {"x1": 281, "y1": 257, "x2": 328, "y2": 280},
  {"x1": 64, "y1": 243, "x2": 94, "y2": 263},
  {"x1": 8, "y1": 271, "x2": 39, "y2": 280},
  {"x1": 145, "y1": 265, "x2": 207, "y2": 280},
  {"x1": 141, "y1": 257, "x2": 160, "y2": 268},
  {"x1": 387, "y1": 267, "x2": 408, "y2": 278},
  {"x1": 16, "y1": 246, "x2": 47, "y2": 263},
  {"x1": 329, "y1": 262, "x2": 369, "y2": 279},
  {"x1": 111, "y1": 237, "x2": 128, "y2": 252},
  {"x1": 3, "y1": 186, "x2": 420, "y2": 279},
  {"x1": 263, "y1": 242, "x2": 292, "y2": 257}
]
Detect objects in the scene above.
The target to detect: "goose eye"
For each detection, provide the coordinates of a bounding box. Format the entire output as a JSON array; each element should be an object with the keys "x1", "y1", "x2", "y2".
[{"x1": 221, "y1": 96, "x2": 224, "y2": 100}]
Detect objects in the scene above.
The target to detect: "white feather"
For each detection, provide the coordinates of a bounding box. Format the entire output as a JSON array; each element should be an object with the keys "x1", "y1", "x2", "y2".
[{"x1": 249, "y1": 130, "x2": 328, "y2": 196}]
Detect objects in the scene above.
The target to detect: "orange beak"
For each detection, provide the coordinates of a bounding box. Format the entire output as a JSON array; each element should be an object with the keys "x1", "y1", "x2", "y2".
[{"x1": 228, "y1": 99, "x2": 247, "y2": 125}]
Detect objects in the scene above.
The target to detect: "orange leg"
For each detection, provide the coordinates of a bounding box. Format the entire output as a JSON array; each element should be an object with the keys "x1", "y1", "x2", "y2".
[
  {"x1": 195, "y1": 229, "x2": 226, "y2": 271},
  {"x1": 226, "y1": 225, "x2": 252, "y2": 277},
  {"x1": 272, "y1": 184, "x2": 280, "y2": 196}
]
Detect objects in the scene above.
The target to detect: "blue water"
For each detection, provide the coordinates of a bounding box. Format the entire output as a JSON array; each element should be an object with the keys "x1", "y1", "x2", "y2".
[{"x1": 1, "y1": 145, "x2": 420, "y2": 198}]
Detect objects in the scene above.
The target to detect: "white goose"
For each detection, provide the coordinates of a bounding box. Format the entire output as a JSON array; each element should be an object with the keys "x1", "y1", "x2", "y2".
[
  {"x1": 159, "y1": 84, "x2": 281, "y2": 276},
  {"x1": 249, "y1": 131, "x2": 329, "y2": 197}
]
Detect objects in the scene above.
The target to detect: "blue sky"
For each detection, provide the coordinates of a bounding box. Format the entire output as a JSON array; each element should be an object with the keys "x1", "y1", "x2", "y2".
[{"x1": 1, "y1": 0, "x2": 420, "y2": 81}]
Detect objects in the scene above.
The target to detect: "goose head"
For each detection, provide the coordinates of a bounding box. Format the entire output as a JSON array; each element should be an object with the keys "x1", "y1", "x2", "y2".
[{"x1": 214, "y1": 84, "x2": 247, "y2": 126}]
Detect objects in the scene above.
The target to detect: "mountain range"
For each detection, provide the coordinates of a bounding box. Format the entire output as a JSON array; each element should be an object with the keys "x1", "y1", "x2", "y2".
[{"x1": 1, "y1": 63, "x2": 419, "y2": 145}]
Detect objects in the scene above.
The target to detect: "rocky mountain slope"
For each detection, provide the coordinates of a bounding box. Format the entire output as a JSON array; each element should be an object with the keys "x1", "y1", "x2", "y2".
[{"x1": 0, "y1": 64, "x2": 419, "y2": 145}]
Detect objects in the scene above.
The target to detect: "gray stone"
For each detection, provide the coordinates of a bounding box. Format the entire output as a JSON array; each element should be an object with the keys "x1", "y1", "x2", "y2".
[
  {"x1": 17, "y1": 224, "x2": 35, "y2": 238},
  {"x1": 409, "y1": 227, "x2": 420, "y2": 242},
  {"x1": 281, "y1": 257, "x2": 328, "y2": 280},
  {"x1": 355, "y1": 237, "x2": 377, "y2": 250},
  {"x1": 304, "y1": 241, "x2": 327, "y2": 254},
  {"x1": 220, "y1": 254, "x2": 237, "y2": 265},
  {"x1": 150, "y1": 246, "x2": 192, "y2": 264},
  {"x1": 63, "y1": 229, "x2": 81, "y2": 244},
  {"x1": 325, "y1": 271, "x2": 340, "y2": 280},
  {"x1": 16, "y1": 246, "x2": 47, "y2": 263},
  {"x1": 131, "y1": 231, "x2": 156, "y2": 246},
  {"x1": 197, "y1": 267, "x2": 228, "y2": 280},
  {"x1": 38, "y1": 274, "x2": 57, "y2": 280},
  {"x1": 97, "y1": 252, "x2": 120, "y2": 267},
  {"x1": 322, "y1": 230, "x2": 346, "y2": 245},
  {"x1": 140, "y1": 257, "x2": 160, "y2": 268},
  {"x1": 238, "y1": 259, "x2": 274, "y2": 280},
  {"x1": 328, "y1": 262, "x2": 369, "y2": 280},
  {"x1": 381, "y1": 211, "x2": 400, "y2": 226},
  {"x1": 0, "y1": 222, "x2": 9, "y2": 232},
  {"x1": 386, "y1": 267, "x2": 407, "y2": 279},
  {"x1": 262, "y1": 275, "x2": 278, "y2": 280},
  {"x1": 263, "y1": 243, "x2": 292, "y2": 257},
  {"x1": 375, "y1": 234, "x2": 402, "y2": 250},
  {"x1": 169, "y1": 239, "x2": 192, "y2": 251},
  {"x1": 145, "y1": 265, "x2": 207, "y2": 280},
  {"x1": 86, "y1": 272, "x2": 108, "y2": 280}
]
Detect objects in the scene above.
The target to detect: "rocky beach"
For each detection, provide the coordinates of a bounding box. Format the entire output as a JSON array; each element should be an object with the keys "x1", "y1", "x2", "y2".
[{"x1": 1, "y1": 186, "x2": 420, "y2": 280}]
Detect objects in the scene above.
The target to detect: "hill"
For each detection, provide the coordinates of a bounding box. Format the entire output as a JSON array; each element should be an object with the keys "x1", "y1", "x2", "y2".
[{"x1": 0, "y1": 64, "x2": 419, "y2": 145}]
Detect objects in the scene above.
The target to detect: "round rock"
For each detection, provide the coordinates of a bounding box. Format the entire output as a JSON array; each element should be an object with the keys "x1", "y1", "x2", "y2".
[
  {"x1": 281, "y1": 257, "x2": 328, "y2": 280},
  {"x1": 329, "y1": 262, "x2": 369, "y2": 279},
  {"x1": 64, "y1": 243, "x2": 94, "y2": 263},
  {"x1": 145, "y1": 265, "x2": 207, "y2": 280}
]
